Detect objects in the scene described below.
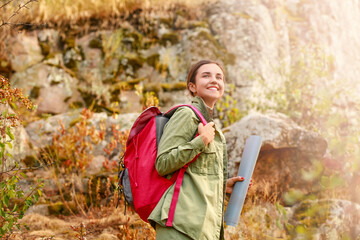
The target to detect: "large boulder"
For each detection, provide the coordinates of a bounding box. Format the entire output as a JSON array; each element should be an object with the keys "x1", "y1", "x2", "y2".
[
  {"x1": 10, "y1": 61, "x2": 83, "y2": 114},
  {"x1": 7, "y1": 32, "x2": 44, "y2": 72},
  {"x1": 25, "y1": 110, "x2": 138, "y2": 173},
  {"x1": 0, "y1": 105, "x2": 32, "y2": 170},
  {"x1": 5, "y1": 124, "x2": 31, "y2": 164},
  {"x1": 25, "y1": 109, "x2": 83, "y2": 148},
  {"x1": 224, "y1": 112, "x2": 327, "y2": 197}
]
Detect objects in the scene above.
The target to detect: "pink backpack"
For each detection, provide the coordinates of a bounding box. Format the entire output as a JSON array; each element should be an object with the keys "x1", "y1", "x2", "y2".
[{"x1": 118, "y1": 105, "x2": 207, "y2": 227}]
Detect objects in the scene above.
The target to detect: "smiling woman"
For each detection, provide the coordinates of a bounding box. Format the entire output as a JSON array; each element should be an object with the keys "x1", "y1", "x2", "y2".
[{"x1": 148, "y1": 60, "x2": 246, "y2": 240}]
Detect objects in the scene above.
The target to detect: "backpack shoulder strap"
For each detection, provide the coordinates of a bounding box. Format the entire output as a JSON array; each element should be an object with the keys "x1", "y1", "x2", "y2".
[
  {"x1": 164, "y1": 104, "x2": 207, "y2": 227},
  {"x1": 164, "y1": 104, "x2": 207, "y2": 125}
]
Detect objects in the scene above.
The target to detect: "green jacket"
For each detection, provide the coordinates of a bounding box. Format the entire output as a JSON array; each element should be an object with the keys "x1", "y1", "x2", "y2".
[{"x1": 148, "y1": 96, "x2": 228, "y2": 240}]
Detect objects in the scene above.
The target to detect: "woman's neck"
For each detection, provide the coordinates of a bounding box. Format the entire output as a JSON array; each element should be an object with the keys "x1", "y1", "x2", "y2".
[
  {"x1": 205, "y1": 104, "x2": 214, "y2": 119},
  {"x1": 197, "y1": 96, "x2": 214, "y2": 119}
]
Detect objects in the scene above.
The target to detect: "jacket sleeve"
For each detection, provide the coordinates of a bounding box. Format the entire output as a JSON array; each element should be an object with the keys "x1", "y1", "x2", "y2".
[{"x1": 155, "y1": 107, "x2": 206, "y2": 176}]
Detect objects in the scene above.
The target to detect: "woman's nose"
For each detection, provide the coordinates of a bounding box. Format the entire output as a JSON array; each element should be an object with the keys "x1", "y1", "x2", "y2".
[{"x1": 209, "y1": 76, "x2": 218, "y2": 83}]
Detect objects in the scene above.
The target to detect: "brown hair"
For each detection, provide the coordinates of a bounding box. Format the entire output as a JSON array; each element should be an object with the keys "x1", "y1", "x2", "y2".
[{"x1": 186, "y1": 60, "x2": 225, "y2": 96}]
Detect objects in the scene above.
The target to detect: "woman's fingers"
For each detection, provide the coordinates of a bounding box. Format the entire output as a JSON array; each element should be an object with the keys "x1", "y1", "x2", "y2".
[
  {"x1": 226, "y1": 177, "x2": 254, "y2": 194},
  {"x1": 198, "y1": 122, "x2": 215, "y2": 146},
  {"x1": 226, "y1": 176, "x2": 244, "y2": 194}
]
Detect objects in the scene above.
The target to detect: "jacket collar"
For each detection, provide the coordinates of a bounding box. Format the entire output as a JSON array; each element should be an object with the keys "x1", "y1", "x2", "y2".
[{"x1": 191, "y1": 96, "x2": 213, "y2": 123}]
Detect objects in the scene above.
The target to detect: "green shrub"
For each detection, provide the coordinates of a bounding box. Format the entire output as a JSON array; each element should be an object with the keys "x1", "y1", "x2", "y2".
[{"x1": 0, "y1": 75, "x2": 43, "y2": 237}]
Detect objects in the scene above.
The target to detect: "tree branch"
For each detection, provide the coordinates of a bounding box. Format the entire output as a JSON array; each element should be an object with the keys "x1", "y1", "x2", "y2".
[
  {"x1": 17, "y1": 181, "x2": 43, "y2": 206},
  {"x1": 0, "y1": 164, "x2": 47, "y2": 175},
  {"x1": 0, "y1": 0, "x2": 38, "y2": 28},
  {"x1": 0, "y1": 0, "x2": 13, "y2": 9}
]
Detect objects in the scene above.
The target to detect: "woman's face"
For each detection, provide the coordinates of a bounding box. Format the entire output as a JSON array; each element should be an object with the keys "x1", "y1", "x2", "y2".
[{"x1": 188, "y1": 63, "x2": 225, "y2": 108}]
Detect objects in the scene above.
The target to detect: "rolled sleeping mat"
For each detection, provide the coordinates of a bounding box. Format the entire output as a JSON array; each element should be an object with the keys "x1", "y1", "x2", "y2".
[{"x1": 224, "y1": 135, "x2": 262, "y2": 227}]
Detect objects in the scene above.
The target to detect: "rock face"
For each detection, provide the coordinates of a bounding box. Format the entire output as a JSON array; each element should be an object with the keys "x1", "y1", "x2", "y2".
[
  {"x1": 6, "y1": 14, "x2": 231, "y2": 114},
  {"x1": 287, "y1": 1, "x2": 360, "y2": 85},
  {"x1": 3, "y1": 0, "x2": 359, "y2": 122},
  {"x1": 2, "y1": 0, "x2": 358, "y2": 117},
  {"x1": 207, "y1": 0, "x2": 288, "y2": 104},
  {"x1": 7, "y1": 32, "x2": 44, "y2": 72},
  {"x1": 207, "y1": 0, "x2": 360, "y2": 111},
  {"x1": 224, "y1": 112, "x2": 327, "y2": 198}
]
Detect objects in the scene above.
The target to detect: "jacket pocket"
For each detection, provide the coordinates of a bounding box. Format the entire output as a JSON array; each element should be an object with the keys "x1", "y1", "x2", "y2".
[{"x1": 190, "y1": 144, "x2": 218, "y2": 175}]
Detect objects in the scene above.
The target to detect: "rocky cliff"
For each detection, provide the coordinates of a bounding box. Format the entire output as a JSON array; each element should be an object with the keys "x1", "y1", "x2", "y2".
[{"x1": 3, "y1": 0, "x2": 359, "y2": 193}]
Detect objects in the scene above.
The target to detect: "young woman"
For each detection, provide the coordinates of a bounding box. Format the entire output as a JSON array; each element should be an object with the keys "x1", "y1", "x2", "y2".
[{"x1": 148, "y1": 60, "x2": 245, "y2": 240}]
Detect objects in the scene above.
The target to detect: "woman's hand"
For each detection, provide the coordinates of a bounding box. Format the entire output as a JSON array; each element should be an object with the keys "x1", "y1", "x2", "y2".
[
  {"x1": 198, "y1": 122, "x2": 215, "y2": 147},
  {"x1": 226, "y1": 177, "x2": 253, "y2": 194}
]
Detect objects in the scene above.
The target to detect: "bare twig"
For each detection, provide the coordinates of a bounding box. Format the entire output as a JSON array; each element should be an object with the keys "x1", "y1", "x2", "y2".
[
  {"x1": 72, "y1": 173, "x2": 87, "y2": 217},
  {"x1": 0, "y1": 156, "x2": 5, "y2": 182},
  {"x1": 0, "y1": 0, "x2": 13, "y2": 9},
  {"x1": 17, "y1": 181, "x2": 43, "y2": 206},
  {"x1": 53, "y1": 167, "x2": 76, "y2": 215},
  {"x1": 45, "y1": 62, "x2": 77, "y2": 78},
  {"x1": 1, "y1": 22, "x2": 34, "y2": 27},
  {"x1": 1, "y1": 165, "x2": 46, "y2": 175},
  {"x1": 0, "y1": 0, "x2": 38, "y2": 28}
]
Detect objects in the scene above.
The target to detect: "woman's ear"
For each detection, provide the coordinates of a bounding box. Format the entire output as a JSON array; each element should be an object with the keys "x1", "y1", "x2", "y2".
[{"x1": 188, "y1": 82, "x2": 197, "y2": 96}]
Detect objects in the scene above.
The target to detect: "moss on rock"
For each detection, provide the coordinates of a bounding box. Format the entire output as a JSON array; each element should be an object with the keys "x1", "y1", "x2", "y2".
[
  {"x1": 161, "y1": 82, "x2": 187, "y2": 91},
  {"x1": 48, "y1": 201, "x2": 77, "y2": 216},
  {"x1": 110, "y1": 82, "x2": 132, "y2": 92},
  {"x1": 144, "y1": 82, "x2": 161, "y2": 93},
  {"x1": 88, "y1": 37, "x2": 103, "y2": 50},
  {"x1": 127, "y1": 77, "x2": 146, "y2": 86},
  {"x1": 30, "y1": 86, "x2": 41, "y2": 99},
  {"x1": 196, "y1": 30, "x2": 222, "y2": 51},
  {"x1": 0, "y1": 60, "x2": 12, "y2": 79},
  {"x1": 64, "y1": 37, "x2": 76, "y2": 49},
  {"x1": 126, "y1": 55, "x2": 144, "y2": 71},
  {"x1": 160, "y1": 32, "x2": 180, "y2": 46},
  {"x1": 189, "y1": 21, "x2": 209, "y2": 29},
  {"x1": 123, "y1": 31, "x2": 144, "y2": 51},
  {"x1": 145, "y1": 53, "x2": 160, "y2": 68},
  {"x1": 39, "y1": 41, "x2": 51, "y2": 57},
  {"x1": 159, "y1": 17, "x2": 173, "y2": 28},
  {"x1": 68, "y1": 101, "x2": 84, "y2": 110}
]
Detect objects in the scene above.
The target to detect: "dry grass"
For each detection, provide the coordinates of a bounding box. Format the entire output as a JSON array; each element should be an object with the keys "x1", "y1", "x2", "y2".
[
  {"x1": 15, "y1": 206, "x2": 156, "y2": 239},
  {"x1": 1, "y1": 0, "x2": 216, "y2": 24},
  {"x1": 0, "y1": 0, "x2": 215, "y2": 61}
]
